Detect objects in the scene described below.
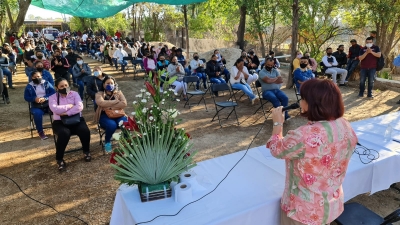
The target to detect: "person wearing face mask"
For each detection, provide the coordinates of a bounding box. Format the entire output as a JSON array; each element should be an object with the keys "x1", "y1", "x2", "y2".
[
  {"x1": 113, "y1": 44, "x2": 128, "y2": 73},
  {"x1": 345, "y1": 39, "x2": 362, "y2": 82},
  {"x1": 322, "y1": 47, "x2": 347, "y2": 86},
  {"x1": 156, "y1": 55, "x2": 170, "y2": 92},
  {"x1": 292, "y1": 50, "x2": 303, "y2": 71},
  {"x1": 0, "y1": 48, "x2": 14, "y2": 89},
  {"x1": 49, "y1": 77, "x2": 91, "y2": 171},
  {"x1": 33, "y1": 61, "x2": 54, "y2": 86},
  {"x1": 34, "y1": 50, "x2": 51, "y2": 70},
  {"x1": 144, "y1": 51, "x2": 158, "y2": 77},
  {"x1": 95, "y1": 76, "x2": 127, "y2": 153},
  {"x1": 332, "y1": 45, "x2": 347, "y2": 68},
  {"x1": 65, "y1": 47, "x2": 80, "y2": 86},
  {"x1": 87, "y1": 66, "x2": 106, "y2": 111},
  {"x1": 51, "y1": 49, "x2": 70, "y2": 82},
  {"x1": 206, "y1": 54, "x2": 226, "y2": 96},
  {"x1": 259, "y1": 58, "x2": 290, "y2": 121},
  {"x1": 190, "y1": 53, "x2": 207, "y2": 90},
  {"x1": 24, "y1": 71, "x2": 56, "y2": 140},
  {"x1": 303, "y1": 52, "x2": 317, "y2": 75},
  {"x1": 156, "y1": 42, "x2": 163, "y2": 55},
  {"x1": 0, "y1": 69, "x2": 10, "y2": 104},
  {"x1": 247, "y1": 49, "x2": 260, "y2": 70},
  {"x1": 23, "y1": 42, "x2": 35, "y2": 67},
  {"x1": 213, "y1": 49, "x2": 231, "y2": 81},
  {"x1": 293, "y1": 57, "x2": 315, "y2": 93},
  {"x1": 358, "y1": 37, "x2": 381, "y2": 99},
  {"x1": 230, "y1": 58, "x2": 257, "y2": 104},
  {"x1": 72, "y1": 57, "x2": 92, "y2": 100},
  {"x1": 168, "y1": 56, "x2": 188, "y2": 100}
]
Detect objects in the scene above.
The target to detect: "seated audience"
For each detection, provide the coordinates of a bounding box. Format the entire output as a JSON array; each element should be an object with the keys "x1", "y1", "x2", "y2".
[
  {"x1": 143, "y1": 51, "x2": 158, "y2": 76},
  {"x1": 0, "y1": 69, "x2": 10, "y2": 103},
  {"x1": 156, "y1": 55, "x2": 170, "y2": 92},
  {"x1": 206, "y1": 54, "x2": 226, "y2": 96},
  {"x1": 175, "y1": 48, "x2": 190, "y2": 75},
  {"x1": 167, "y1": 56, "x2": 187, "y2": 100},
  {"x1": 24, "y1": 71, "x2": 56, "y2": 140},
  {"x1": 247, "y1": 49, "x2": 260, "y2": 71},
  {"x1": 72, "y1": 56, "x2": 92, "y2": 100},
  {"x1": 87, "y1": 66, "x2": 106, "y2": 111},
  {"x1": 230, "y1": 58, "x2": 257, "y2": 104},
  {"x1": 34, "y1": 50, "x2": 50, "y2": 70},
  {"x1": 0, "y1": 48, "x2": 14, "y2": 89},
  {"x1": 259, "y1": 58, "x2": 290, "y2": 120},
  {"x1": 51, "y1": 48, "x2": 70, "y2": 82},
  {"x1": 34, "y1": 61, "x2": 54, "y2": 86},
  {"x1": 322, "y1": 47, "x2": 347, "y2": 86},
  {"x1": 332, "y1": 45, "x2": 347, "y2": 68},
  {"x1": 214, "y1": 49, "x2": 230, "y2": 81},
  {"x1": 304, "y1": 52, "x2": 317, "y2": 74},
  {"x1": 189, "y1": 53, "x2": 207, "y2": 90},
  {"x1": 95, "y1": 76, "x2": 127, "y2": 153},
  {"x1": 293, "y1": 57, "x2": 315, "y2": 93},
  {"x1": 49, "y1": 78, "x2": 91, "y2": 171},
  {"x1": 292, "y1": 50, "x2": 303, "y2": 71},
  {"x1": 112, "y1": 44, "x2": 128, "y2": 73}
]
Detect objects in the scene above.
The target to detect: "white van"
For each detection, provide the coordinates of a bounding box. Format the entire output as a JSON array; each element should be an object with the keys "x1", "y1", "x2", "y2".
[{"x1": 41, "y1": 28, "x2": 59, "y2": 41}]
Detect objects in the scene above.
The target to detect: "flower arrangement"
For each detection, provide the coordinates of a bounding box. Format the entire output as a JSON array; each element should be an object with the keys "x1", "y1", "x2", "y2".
[{"x1": 110, "y1": 70, "x2": 196, "y2": 186}]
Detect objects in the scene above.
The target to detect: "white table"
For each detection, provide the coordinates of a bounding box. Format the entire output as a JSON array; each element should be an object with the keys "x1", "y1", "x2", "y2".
[{"x1": 110, "y1": 112, "x2": 400, "y2": 225}]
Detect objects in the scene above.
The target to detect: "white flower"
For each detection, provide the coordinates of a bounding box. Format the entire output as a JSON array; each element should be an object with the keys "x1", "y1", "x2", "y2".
[
  {"x1": 143, "y1": 133, "x2": 147, "y2": 136},
  {"x1": 112, "y1": 132, "x2": 121, "y2": 141},
  {"x1": 118, "y1": 120, "x2": 124, "y2": 127},
  {"x1": 140, "y1": 89, "x2": 146, "y2": 92},
  {"x1": 131, "y1": 112, "x2": 136, "y2": 116},
  {"x1": 133, "y1": 101, "x2": 137, "y2": 104},
  {"x1": 135, "y1": 94, "x2": 141, "y2": 98},
  {"x1": 181, "y1": 128, "x2": 185, "y2": 131},
  {"x1": 176, "y1": 99, "x2": 180, "y2": 102},
  {"x1": 149, "y1": 116, "x2": 154, "y2": 121},
  {"x1": 145, "y1": 92, "x2": 151, "y2": 96},
  {"x1": 142, "y1": 108, "x2": 147, "y2": 113},
  {"x1": 162, "y1": 99, "x2": 165, "y2": 102},
  {"x1": 168, "y1": 88, "x2": 174, "y2": 92},
  {"x1": 141, "y1": 99, "x2": 147, "y2": 103},
  {"x1": 161, "y1": 102, "x2": 165, "y2": 105},
  {"x1": 150, "y1": 110, "x2": 153, "y2": 113},
  {"x1": 167, "y1": 109, "x2": 178, "y2": 118}
]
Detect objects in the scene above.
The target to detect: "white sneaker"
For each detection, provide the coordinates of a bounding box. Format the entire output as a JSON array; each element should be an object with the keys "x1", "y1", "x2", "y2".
[{"x1": 160, "y1": 87, "x2": 164, "y2": 93}]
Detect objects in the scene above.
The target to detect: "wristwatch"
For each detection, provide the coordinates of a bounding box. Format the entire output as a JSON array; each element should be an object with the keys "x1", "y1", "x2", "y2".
[{"x1": 273, "y1": 122, "x2": 283, "y2": 127}]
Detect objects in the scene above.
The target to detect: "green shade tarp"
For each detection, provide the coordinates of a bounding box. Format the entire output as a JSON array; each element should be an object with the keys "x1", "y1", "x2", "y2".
[{"x1": 31, "y1": 0, "x2": 205, "y2": 18}]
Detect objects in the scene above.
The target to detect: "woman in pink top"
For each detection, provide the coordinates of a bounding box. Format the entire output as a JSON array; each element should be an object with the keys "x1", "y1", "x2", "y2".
[
  {"x1": 267, "y1": 79, "x2": 358, "y2": 225},
  {"x1": 143, "y1": 51, "x2": 158, "y2": 77},
  {"x1": 49, "y1": 78, "x2": 91, "y2": 171},
  {"x1": 304, "y1": 52, "x2": 318, "y2": 75}
]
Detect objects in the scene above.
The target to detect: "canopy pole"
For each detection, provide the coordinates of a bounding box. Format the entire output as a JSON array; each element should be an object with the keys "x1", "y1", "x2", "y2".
[{"x1": 183, "y1": 5, "x2": 189, "y2": 59}]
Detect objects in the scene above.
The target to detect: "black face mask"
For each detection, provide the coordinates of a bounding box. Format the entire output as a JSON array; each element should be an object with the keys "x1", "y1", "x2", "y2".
[
  {"x1": 305, "y1": 56, "x2": 310, "y2": 59},
  {"x1": 37, "y1": 55, "x2": 43, "y2": 59},
  {"x1": 58, "y1": 87, "x2": 70, "y2": 95},
  {"x1": 249, "y1": 51, "x2": 255, "y2": 55},
  {"x1": 68, "y1": 52, "x2": 73, "y2": 55},
  {"x1": 194, "y1": 56, "x2": 199, "y2": 60},
  {"x1": 32, "y1": 78, "x2": 42, "y2": 84},
  {"x1": 160, "y1": 59, "x2": 165, "y2": 62},
  {"x1": 327, "y1": 53, "x2": 333, "y2": 56},
  {"x1": 265, "y1": 66, "x2": 273, "y2": 71},
  {"x1": 56, "y1": 56, "x2": 61, "y2": 59},
  {"x1": 173, "y1": 61, "x2": 178, "y2": 65},
  {"x1": 212, "y1": 60, "x2": 217, "y2": 64},
  {"x1": 300, "y1": 63, "x2": 308, "y2": 69},
  {"x1": 36, "y1": 67, "x2": 44, "y2": 72}
]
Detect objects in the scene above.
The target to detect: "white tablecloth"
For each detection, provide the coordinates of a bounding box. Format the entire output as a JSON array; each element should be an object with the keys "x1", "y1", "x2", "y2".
[{"x1": 110, "y1": 112, "x2": 400, "y2": 225}]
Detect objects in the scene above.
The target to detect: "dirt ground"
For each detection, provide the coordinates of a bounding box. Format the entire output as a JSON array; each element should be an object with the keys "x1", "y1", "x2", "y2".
[{"x1": 1, "y1": 57, "x2": 400, "y2": 225}]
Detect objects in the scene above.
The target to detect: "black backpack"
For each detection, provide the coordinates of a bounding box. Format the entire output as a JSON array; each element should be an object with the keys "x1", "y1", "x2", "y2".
[{"x1": 377, "y1": 54, "x2": 385, "y2": 71}]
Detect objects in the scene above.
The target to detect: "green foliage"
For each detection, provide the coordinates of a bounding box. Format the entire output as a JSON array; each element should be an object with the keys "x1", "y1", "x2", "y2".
[
  {"x1": 378, "y1": 71, "x2": 393, "y2": 80},
  {"x1": 69, "y1": 13, "x2": 128, "y2": 34}
]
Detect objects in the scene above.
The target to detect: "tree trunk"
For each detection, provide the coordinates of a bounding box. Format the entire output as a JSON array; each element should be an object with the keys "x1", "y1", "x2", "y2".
[
  {"x1": 5, "y1": 0, "x2": 31, "y2": 39},
  {"x1": 258, "y1": 31, "x2": 266, "y2": 58},
  {"x1": 268, "y1": 5, "x2": 277, "y2": 51},
  {"x1": 183, "y1": 5, "x2": 190, "y2": 58},
  {"x1": 181, "y1": 27, "x2": 185, "y2": 48},
  {"x1": 152, "y1": 13, "x2": 158, "y2": 40},
  {"x1": 236, "y1": 5, "x2": 247, "y2": 50},
  {"x1": 287, "y1": 0, "x2": 299, "y2": 88}
]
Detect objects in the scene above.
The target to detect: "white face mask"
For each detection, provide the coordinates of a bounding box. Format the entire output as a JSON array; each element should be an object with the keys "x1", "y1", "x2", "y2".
[
  {"x1": 77, "y1": 60, "x2": 83, "y2": 65},
  {"x1": 297, "y1": 54, "x2": 303, "y2": 58},
  {"x1": 366, "y1": 43, "x2": 373, "y2": 48}
]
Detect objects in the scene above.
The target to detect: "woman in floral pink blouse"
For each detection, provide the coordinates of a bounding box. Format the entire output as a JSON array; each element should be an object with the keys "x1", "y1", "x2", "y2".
[{"x1": 267, "y1": 79, "x2": 358, "y2": 225}]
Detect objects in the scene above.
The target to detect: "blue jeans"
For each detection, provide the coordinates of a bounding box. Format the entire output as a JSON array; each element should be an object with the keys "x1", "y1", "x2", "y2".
[
  {"x1": 222, "y1": 68, "x2": 230, "y2": 82},
  {"x1": 77, "y1": 79, "x2": 84, "y2": 100},
  {"x1": 118, "y1": 60, "x2": 128, "y2": 72},
  {"x1": 112, "y1": 58, "x2": 118, "y2": 70},
  {"x1": 346, "y1": 59, "x2": 360, "y2": 80},
  {"x1": 2, "y1": 68, "x2": 12, "y2": 87},
  {"x1": 30, "y1": 107, "x2": 49, "y2": 133},
  {"x1": 209, "y1": 77, "x2": 226, "y2": 84},
  {"x1": 69, "y1": 68, "x2": 77, "y2": 84},
  {"x1": 262, "y1": 89, "x2": 289, "y2": 119},
  {"x1": 359, "y1": 68, "x2": 376, "y2": 97},
  {"x1": 232, "y1": 83, "x2": 256, "y2": 100},
  {"x1": 99, "y1": 113, "x2": 128, "y2": 143},
  {"x1": 194, "y1": 72, "x2": 207, "y2": 89}
]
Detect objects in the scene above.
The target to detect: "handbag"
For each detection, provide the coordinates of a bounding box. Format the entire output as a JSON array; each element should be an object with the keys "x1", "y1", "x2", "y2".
[
  {"x1": 104, "y1": 108, "x2": 126, "y2": 119},
  {"x1": 57, "y1": 93, "x2": 81, "y2": 125},
  {"x1": 32, "y1": 100, "x2": 49, "y2": 109}
]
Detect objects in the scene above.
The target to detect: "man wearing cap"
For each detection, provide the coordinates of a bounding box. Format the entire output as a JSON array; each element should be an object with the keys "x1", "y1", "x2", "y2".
[
  {"x1": 113, "y1": 44, "x2": 128, "y2": 73},
  {"x1": 332, "y1": 45, "x2": 347, "y2": 68},
  {"x1": 345, "y1": 39, "x2": 362, "y2": 82}
]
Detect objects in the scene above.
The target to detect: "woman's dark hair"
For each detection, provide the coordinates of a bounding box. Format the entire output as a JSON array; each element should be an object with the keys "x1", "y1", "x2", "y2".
[
  {"x1": 300, "y1": 79, "x2": 344, "y2": 121},
  {"x1": 30, "y1": 70, "x2": 40, "y2": 77},
  {"x1": 234, "y1": 58, "x2": 244, "y2": 66},
  {"x1": 102, "y1": 75, "x2": 116, "y2": 87},
  {"x1": 55, "y1": 77, "x2": 67, "y2": 88}
]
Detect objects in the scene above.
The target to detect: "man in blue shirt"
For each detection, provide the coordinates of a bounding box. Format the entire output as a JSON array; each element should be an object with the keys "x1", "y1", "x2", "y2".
[
  {"x1": 259, "y1": 58, "x2": 290, "y2": 120},
  {"x1": 293, "y1": 57, "x2": 315, "y2": 93}
]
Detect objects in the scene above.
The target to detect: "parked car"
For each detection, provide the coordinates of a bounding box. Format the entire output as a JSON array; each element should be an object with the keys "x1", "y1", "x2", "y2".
[{"x1": 42, "y1": 28, "x2": 59, "y2": 41}]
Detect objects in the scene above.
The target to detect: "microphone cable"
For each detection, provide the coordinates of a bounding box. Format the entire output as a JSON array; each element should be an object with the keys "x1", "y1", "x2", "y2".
[
  {"x1": 354, "y1": 142, "x2": 379, "y2": 164},
  {"x1": 135, "y1": 116, "x2": 270, "y2": 225},
  {"x1": 0, "y1": 173, "x2": 89, "y2": 225}
]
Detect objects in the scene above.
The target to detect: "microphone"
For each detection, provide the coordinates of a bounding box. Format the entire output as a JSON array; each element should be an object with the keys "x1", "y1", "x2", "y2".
[{"x1": 282, "y1": 103, "x2": 300, "y2": 112}]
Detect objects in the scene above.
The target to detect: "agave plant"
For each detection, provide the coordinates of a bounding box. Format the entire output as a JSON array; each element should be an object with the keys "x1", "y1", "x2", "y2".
[{"x1": 110, "y1": 70, "x2": 196, "y2": 185}]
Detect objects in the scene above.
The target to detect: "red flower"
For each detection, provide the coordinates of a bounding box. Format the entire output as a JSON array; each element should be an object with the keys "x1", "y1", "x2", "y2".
[
  {"x1": 320, "y1": 154, "x2": 332, "y2": 168},
  {"x1": 185, "y1": 132, "x2": 191, "y2": 139},
  {"x1": 110, "y1": 152, "x2": 120, "y2": 164},
  {"x1": 145, "y1": 81, "x2": 156, "y2": 97},
  {"x1": 153, "y1": 75, "x2": 160, "y2": 87},
  {"x1": 186, "y1": 153, "x2": 191, "y2": 157},
  {"x1": 123, "y1": 116, "x2": 140, "y2": 132}
]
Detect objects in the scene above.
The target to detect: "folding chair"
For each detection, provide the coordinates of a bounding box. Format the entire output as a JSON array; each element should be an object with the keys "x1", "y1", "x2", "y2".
[
  {"x1": 50, "y1": 115, "x2": 84, "y2": 154},
  {"x1": 253, "y1": 80, "x2": 272, "y2": 119},
  {"x1": 131, "y1": 59, "x2": 145, "y2": 80},
  {"x1": 229, "y1": 80, "x2": 246, "y2": 103},
  {"x1": 122, "y1": 56, "x2": 133, "y2": 76},
  {"x1": 28, "y1": 103, "x2": 53, "y2": 138},
  {"x1": 1, "y1": 93, "x2": 5, "y2": 104},
  {"x1": 82, "y1": 76, "x2": 94, "y2": 109},
  {"x1": 204, "y1": 74, "x2": 214, "y2": 96},
  {"x1": 183, "y1": 76, "x2": 208, "y2": 112},
  {"x1": 97, "y1": 124, "x2": 106, "y2": 155},
  {"x1": 292, "y1": 78, "x2": 301, "y2": 103},
  {"x1": 335, "y1": 202, "x2": 400, "y2": 225},
  {"x1": 210, "y1": 83, "x2": 239, "y2": 127}
]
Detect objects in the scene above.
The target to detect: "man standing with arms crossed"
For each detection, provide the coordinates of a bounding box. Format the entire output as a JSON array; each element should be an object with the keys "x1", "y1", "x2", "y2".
[{"x1": 358, "y1": 37, "x2": 381, "y2": 99}]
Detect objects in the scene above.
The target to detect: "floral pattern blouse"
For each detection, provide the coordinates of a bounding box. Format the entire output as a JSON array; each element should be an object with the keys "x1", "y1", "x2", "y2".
[{"x1": 266, "y1": 118, "x2": 358, "y2": 225}]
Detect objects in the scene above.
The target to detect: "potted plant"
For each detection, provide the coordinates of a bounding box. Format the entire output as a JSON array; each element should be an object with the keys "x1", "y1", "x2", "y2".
[{"x1": 110, "y1": 70, "x2": 196, "y2": 202}]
